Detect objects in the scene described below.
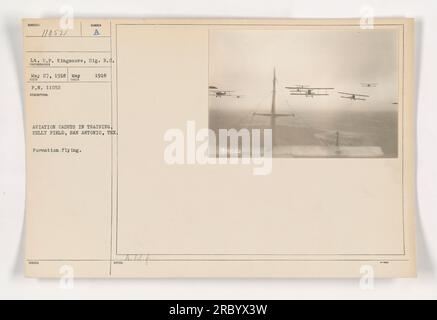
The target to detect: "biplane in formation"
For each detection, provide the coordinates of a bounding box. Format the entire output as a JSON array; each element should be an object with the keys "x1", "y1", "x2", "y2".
[
  {"x1": 208, "y1": 86, "x2": 243, "y2": 98},
  {"x1": 210, "y1": 78, "x2": 376, "y2": 102},
  {"x1": 338, "y1": 91, "x2": 370, "y2": 101},
  {"x1": 361, "y1": 82, "x2": 378, "y2": 88},
  {"x1": 285, "y1": 85, "x2": 334, "y2": 98}
]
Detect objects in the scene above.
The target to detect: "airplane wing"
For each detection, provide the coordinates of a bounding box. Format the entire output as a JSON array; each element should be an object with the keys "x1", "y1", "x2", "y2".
[
  {"x1": 340, "y1": 96, "x2": 367, "y2": 100},
  {"x1": 253, "y1": 113, "x2": 294, "y2": 117},
  {"x1": 285, "y1": 85, "x2": 308, "y2": 88},
  {"x1": 307, "y1": 87, "x2": 334, "y2": 90},
  {"x1": 355, "y1": 94, "x2": 370, "y2": 97},
  {"x1": 338, "y1": 91, "x2": 352, "y2": 95},
  {"x1": 252, "y1": 112, "x2": 273, "y2": 116},
  {"x1": 273, "y1": 113, "x2": 294, "y2": 117}
]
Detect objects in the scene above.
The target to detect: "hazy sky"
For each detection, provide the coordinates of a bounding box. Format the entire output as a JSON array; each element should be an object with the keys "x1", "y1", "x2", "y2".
[{"x1": 209, "y1": 28, "x2": 399, "y2": 112}]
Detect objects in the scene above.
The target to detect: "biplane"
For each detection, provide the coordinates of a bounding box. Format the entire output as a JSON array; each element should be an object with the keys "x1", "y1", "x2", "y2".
[
  {"x1": 284, "y1": 84, "x2": 309, "y2": 93},
  {"x1": 361, "y1": 82, "x2": 378, "y2": 88},
  {"x1": 338, "y1": 91, "x2": 370, "y2": 101},
  {"x1": 285, "y1": 85, "x2": 334, "y2": 98},
  {"x1": 208, "y1": 85, "x2": 242, "y2": 98}
]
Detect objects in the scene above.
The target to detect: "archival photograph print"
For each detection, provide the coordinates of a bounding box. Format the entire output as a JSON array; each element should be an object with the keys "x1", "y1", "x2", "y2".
[{"x1": 208, "y1": 28, "x2": 399, "y2": 158}]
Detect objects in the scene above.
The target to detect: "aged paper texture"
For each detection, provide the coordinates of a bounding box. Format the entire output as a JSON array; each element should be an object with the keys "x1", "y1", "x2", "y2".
[{"x1": 23, "y1": 18, "x2": 416, "y2": 277}]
